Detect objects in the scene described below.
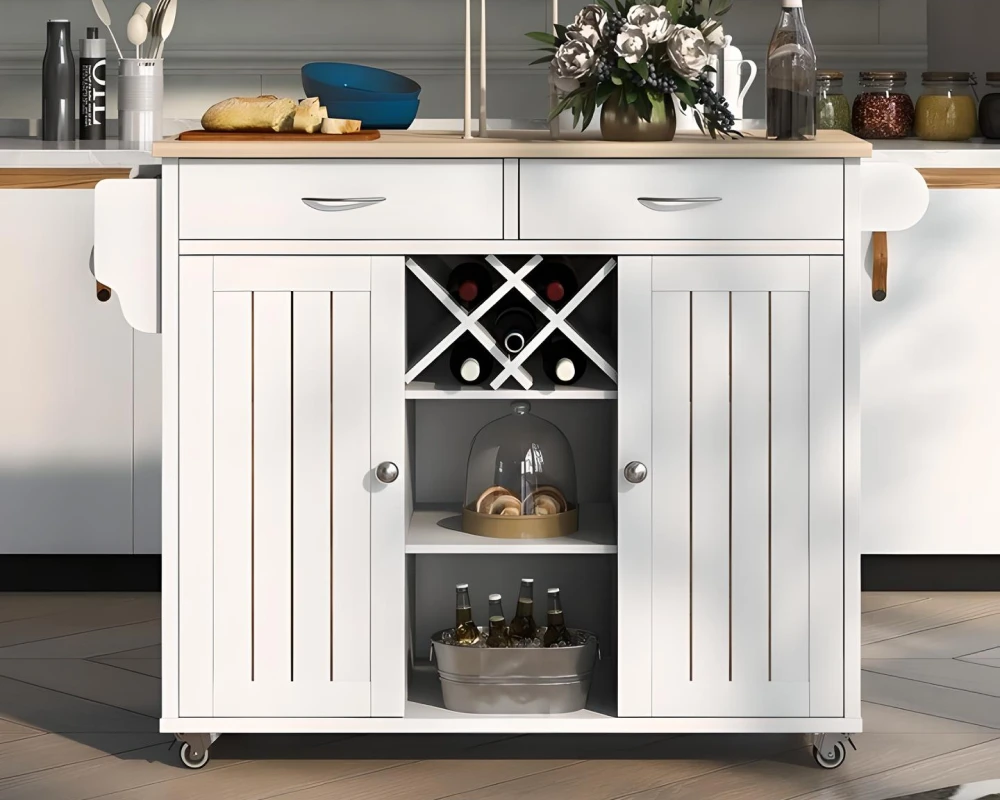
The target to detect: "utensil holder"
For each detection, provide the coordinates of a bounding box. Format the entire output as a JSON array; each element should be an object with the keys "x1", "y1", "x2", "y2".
[{"x1": 118, "y1": 58, "x2": 163, "y2": 146}]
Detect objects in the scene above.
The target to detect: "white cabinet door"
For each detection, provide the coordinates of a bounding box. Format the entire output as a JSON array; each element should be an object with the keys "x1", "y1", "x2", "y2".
[
  {"x1": 176, "y1": 255, "x2": 399, "y2": 718},
  {"x1": 0, "y1": 190, "x2": 134, "y2": 554},
  {"x1": 618, "y1": 256, "x2": 844, "y2": 719}
]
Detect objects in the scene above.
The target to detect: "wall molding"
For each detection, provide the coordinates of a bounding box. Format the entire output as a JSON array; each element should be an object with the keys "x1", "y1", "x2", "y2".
[{"x1": 0, "y1": 43, "x2": 928, "y2": 76}]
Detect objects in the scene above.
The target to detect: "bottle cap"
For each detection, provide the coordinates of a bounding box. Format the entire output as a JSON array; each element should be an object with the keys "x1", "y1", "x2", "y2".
[
  {"x1": 489, "y1": 593, "x2": 502, "y2": 601},
  {"x1": 555, "y1": 357, "x2": 576, "y2": 383},
  {"x1": 522, "y1": 578, "x2": 534, "y2": 583},
  {"x1": 548, "y1": 587, "x2": 560, "y2": 594},
  {"x1": 504, "y1": 331, "x2": 526, "y2": 353},
  {"x1": 460, "y1": 358, "x2": 481, "y2": 382},
  {"x1": 87, "y1": 27, "x2": 99, "y2": 38},
  {"x1": 456, "y1": 583, "x2": 469, "y2": 590},
  {"x1": 458, "y1": 280, "x2": 479, "y2": 303},
  {"x1": 546, "y1": 282, "x2": 566, "y2": 302}
]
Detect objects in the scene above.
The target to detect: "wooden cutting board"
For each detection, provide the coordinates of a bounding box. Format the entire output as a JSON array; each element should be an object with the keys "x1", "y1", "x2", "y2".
[{"x1": 178, "y1": 129, "x2": 381, "y2": 142}]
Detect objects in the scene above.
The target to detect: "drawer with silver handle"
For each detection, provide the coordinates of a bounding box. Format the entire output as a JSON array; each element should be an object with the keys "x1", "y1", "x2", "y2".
[
  {"x1": 178, "y1": 159, "x2": 504, "y2": 240},
  {"x1": 519, "y1": 159, "x2": 843, "y2": 240}
]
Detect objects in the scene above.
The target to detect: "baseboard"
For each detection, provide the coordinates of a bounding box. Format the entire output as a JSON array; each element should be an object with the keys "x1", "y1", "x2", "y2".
[
  {"x1": 862, "y1": 555, "x2": 1000, "y2": 592},
  {"x1": 0, "y1": 556, "x2": 161, "y2": 592}
]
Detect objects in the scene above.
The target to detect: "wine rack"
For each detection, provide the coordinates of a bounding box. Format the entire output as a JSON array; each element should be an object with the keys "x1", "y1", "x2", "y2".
[{"x1": 405, "y1": 254, "x2": 618, "y2": 394}]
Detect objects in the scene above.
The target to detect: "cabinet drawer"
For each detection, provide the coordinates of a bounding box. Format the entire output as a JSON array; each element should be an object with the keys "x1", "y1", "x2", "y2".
[
  {"x1": 179, "y1": 159, "x2": 504, "y2": 240},
  {"x1": 519, "y1": 159, "x2": 843, "y2": 240}
]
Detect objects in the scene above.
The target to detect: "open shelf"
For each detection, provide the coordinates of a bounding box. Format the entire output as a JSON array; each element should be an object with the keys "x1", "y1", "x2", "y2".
[{"x1": 406, "y1": 504, "x2": 616, "y2": 554}]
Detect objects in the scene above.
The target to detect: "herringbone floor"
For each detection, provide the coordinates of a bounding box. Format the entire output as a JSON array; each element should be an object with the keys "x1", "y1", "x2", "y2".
[{"x1": 0, "y1": 592, "x2": 998, "y2": 800}]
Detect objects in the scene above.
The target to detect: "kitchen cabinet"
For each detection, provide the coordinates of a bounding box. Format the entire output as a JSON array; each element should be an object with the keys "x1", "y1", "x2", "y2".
[{"x1": 101, "y1": 132, "x2": 925, "y2": 770}]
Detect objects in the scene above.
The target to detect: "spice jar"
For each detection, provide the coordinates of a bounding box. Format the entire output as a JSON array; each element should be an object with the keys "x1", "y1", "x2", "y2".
[
  {"x1": 852, "y1": 71, "x2": 914, "y2": 139},
  {"x1": 915, "y1": 72, "x2": 978, "y2": 141},
  {"x1": 979, "y1": 73, "x2": 1000, "y2": 140},
  {"x1": 816, "y1": 70, "x2": 851, "y2": 133}
]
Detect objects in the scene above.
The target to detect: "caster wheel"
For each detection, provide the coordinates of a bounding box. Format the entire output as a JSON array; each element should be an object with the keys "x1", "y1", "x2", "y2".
[
  {"x1": 813, "y1": 742, "x2": 846, "y2": 770},
  {"x1": 179, "y1": 742, "x2": 210, "y2": 770}
]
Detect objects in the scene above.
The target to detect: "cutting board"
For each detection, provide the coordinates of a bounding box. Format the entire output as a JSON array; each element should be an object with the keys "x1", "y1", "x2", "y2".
[{"x1": 178, "y1": 129, "x2": 381, "y2": 142}]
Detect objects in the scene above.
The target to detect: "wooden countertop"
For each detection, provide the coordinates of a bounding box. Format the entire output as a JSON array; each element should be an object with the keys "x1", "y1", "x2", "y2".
[{"x1": 152, "y1": 128, "x2": 871, "y2": 159}]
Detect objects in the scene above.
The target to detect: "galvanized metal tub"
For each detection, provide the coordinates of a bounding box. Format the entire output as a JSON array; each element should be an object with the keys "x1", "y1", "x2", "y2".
[{"x1": 430, "y1": 630, "x2": 598, "y2": 714}]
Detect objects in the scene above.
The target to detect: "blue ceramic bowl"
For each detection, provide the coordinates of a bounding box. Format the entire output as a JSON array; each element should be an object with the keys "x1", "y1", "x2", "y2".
[
  {"x1": 301, "y1": 62, "x2": 421, "y2": 102},
  {"x1": 321, "y1": 97, "x2": 420, "y2": 130}
]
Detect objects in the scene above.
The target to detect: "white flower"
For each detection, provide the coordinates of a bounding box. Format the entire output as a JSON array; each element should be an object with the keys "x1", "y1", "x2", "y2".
[
  {"x1": 699, "y1": 20, "x2": 726, "y2": 55},
  {"x1": 567, "y1": 23, "x2": 601, "y2": 48},
  {"x1": 550, "y1": 38, "x2": 596, "y2": 92},
  {"x1": 665, "y1": 25, "x2": 709, "y2": 79},
  {"x1": 627, "y1": 4, "x2": 673, "y2": 44},
  {"x1": 615, "y1": 24, "x2": 648, "y2": 65},
  {"x1": 572, "y1": 4, "x2": 607, "y2": 36}
]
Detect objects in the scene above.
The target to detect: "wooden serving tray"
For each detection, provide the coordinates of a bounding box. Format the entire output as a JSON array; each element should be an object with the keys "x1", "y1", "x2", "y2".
[{"x1": 178, "y1": 129, "x2": 381, "y2": 142}]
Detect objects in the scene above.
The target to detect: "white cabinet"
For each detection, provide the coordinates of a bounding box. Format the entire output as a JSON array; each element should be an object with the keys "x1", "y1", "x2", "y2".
[
  {"x1": 174, "y1": 255, "x2": 403, "y2": 718},
  {"x1": 619, "y1": 255, "x2": 845, "y2": 719}
]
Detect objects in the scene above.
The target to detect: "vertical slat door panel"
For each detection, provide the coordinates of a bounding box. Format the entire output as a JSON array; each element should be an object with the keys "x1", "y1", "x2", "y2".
[
  {"x1": 730, "y1": 292, "x2": 770, "y2": 686},
  {"x1": 291, "y1": 293, "x2": 333, "y2": 685},
  {"x1": 197, "y1": 259, "x2": 375, "y2": 719},
  {"x1": 252, "y1": 292, "x2": 294, "y2": 688},
  {"x1": 690, "y1": 292, "x2": 731, "y2": 688},
  {"x1": 646, "y1": 256, "x2": 840, "y2": 719},
  {"x1": 770, "y1": 292, "x2": 811, "y2": 687}
]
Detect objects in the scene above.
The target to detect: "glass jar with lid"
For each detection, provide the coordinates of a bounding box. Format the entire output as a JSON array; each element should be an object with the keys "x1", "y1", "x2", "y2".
[
  {"x1": 816, "y1": 70, "x2": 851, "y2": 133},
  {"x1": 852, "y1": 71, "x2": 914, "y2": 139},
  {"x1": 915, "y1": 72, "x2": 978, "y2": 141},
  {"x1": 979, "y1": 73, "x2": 1000, "y2": 139},
  {"x1": 462, "y1": 401, "x2": 578, "y2": 539}
]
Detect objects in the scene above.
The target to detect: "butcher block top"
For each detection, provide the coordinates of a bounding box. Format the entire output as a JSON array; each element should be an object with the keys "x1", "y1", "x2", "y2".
[{"x1": 151, "y1": 128, "x2": 872, "y2": 159}]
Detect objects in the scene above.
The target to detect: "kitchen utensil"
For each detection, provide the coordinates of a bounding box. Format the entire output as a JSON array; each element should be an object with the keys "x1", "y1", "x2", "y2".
[
  {"x1": 177, "y1": 129, "x2": 380, "y2": 142},
  {"x1": 118, "y1": 57, "x2": 163, "y2": 146},
  {"x1": 722, "y1": 43, "x2": 758, "y2": 124},
  {"x1": 145, "y1": 0, "x2": 168, "y2": 59},
  {"x1": 153, "y1": 0, "x2": 177, "y2": 58},
  {"x1": 127, "y1": 14, "x2": 148, "y2": 59},
  {"x1": 89, "y1": 0, "x2": 124, "y2": 60},
  {"x1": 133, "y1": 2, "x2": 153, "y2": 55},
  {"x1": 301, "y1": 62, "x2": 421, "y2": 101}
]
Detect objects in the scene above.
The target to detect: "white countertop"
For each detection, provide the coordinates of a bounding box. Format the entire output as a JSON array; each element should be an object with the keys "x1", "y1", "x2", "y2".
[
  {"x1": 0, "y1": 138, "x2": 158, "y2": 168},
  {"x1": 872, "y1": 138, "x2": 1000, "y2": 167}
]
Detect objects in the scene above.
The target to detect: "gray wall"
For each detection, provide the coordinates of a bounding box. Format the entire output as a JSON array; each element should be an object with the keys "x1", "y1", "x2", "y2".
[
  {"x1": 928, "y1": 0, "x2": 998, "y2": 86},
  {"x1": 0, "y1": 0, "x2": 926, "y2": 123}
]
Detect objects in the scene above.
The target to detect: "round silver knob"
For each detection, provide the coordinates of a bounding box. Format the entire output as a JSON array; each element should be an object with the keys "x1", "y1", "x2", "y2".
[
  {"x1": 624, "y1": 461, "x2": 648, "y2": 484},
  {"x1": 375, "y1": 461, "x2": 399, "y2": 484}
]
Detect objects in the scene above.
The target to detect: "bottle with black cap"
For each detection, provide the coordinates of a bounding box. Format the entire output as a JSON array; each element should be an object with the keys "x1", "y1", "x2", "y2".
[
  {"x1": 449, "y1": 335, "x2": 494, "y2": 387},
  {"x1": 80, "y1": 27, "x2": 107, "y2": 141}
]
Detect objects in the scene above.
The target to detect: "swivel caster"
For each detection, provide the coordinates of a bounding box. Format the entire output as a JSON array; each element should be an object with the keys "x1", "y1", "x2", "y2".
[
  {"x1": 812, "y1": 741, "x2": 846, "y2": 769},
  {"x1": 179, "y1": 741, "x2": 210, "y2": 769}
]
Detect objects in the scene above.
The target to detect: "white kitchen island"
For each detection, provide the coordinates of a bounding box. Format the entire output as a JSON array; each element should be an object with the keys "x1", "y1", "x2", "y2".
[{"x1": 102, "y1": 128, "x2": 926, "y2": 770}]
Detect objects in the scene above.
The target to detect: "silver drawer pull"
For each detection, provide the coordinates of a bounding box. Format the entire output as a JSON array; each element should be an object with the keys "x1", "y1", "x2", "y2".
[
  {"x1": 302, "y1": 197, "x2": 386, "y2": 212},
  {"x1": 638, "y1": 196, "x2": 722, "y2": 211}
]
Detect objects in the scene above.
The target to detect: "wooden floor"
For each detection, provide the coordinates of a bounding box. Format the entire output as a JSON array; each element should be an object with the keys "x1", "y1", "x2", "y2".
[{"x1": 0, "y1": 593, "x2": 998, "y2": 800}]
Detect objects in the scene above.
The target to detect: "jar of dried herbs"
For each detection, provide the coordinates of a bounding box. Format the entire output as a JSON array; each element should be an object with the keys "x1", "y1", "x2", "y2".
[
  {"x1": 915, "y1": 72, "x2": 978, "y2": 142},
  {"x1": 816, "y1": 70, "x2": 851, "y2": 132},
  {"x1": 852, "y1": 71, "x2": 914, "y2": 139}
]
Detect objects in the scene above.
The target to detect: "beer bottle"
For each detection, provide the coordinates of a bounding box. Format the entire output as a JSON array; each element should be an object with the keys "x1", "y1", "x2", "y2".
[
  {"x1": 454, "y1": 583, "x2": 480, "y2": 645},
  {"x1": 508, "y1": 578, "x2": 538, "y2": 642},
  {"x1": 543, "y1": 587, "x2": 571, "y2": 647},
  {"x1": 485, "y1": 593, "x2": 511, "y2": 647}
]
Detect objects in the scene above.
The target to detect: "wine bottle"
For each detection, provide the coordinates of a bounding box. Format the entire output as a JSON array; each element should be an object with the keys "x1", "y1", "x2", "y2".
[
  {"x1": 449, "y1": 336, "x2": 494, "y2": 386},
  {"x1": 446, "y1": 262, "x2": 493, "y2": 310},
  {"x1": 493, "y1": 306, "x2": 537, "y2": 356},
  {"x1": 531, "y1": 258, "x2": 579, "y2": 309},
  {"x1": 542, "y1": 335, "x2": 587, "y2": 386}
]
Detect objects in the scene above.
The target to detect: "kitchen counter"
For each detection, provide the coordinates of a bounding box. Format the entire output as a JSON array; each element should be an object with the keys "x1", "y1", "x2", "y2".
[
  {"x1": 152, "y1": 128, "x2": 871, "y2": 159},
  {"x1": 0, "y1": 138, "x2": 158, "y2": 168},
  {"x1": 872, "y1": 138, "x2": 1000, "y2": 168}
]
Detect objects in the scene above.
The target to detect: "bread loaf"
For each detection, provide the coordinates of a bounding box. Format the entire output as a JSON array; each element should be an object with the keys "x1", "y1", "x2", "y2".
[
  {"x1": 321, "y1": 117, "x2": 362, "y2": 134},
  {"x1": 202, "y1": 95, "x2": 297, "y2": 132}
]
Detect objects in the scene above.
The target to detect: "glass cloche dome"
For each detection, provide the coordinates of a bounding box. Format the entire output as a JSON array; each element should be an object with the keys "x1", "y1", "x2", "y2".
[{"x1": 462, "y1": 402, "x2": 579, "y2": 539}]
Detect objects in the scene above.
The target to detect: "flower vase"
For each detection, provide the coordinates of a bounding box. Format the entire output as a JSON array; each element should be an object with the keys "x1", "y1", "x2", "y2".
[{"x1": 600, "y1": 88, "x2": 677, "y2": 141}]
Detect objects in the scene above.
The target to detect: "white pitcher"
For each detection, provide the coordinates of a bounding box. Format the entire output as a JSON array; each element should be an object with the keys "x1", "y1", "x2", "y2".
[{"x1": 721, "y1": 43, "x2": 758, "y2": 125}]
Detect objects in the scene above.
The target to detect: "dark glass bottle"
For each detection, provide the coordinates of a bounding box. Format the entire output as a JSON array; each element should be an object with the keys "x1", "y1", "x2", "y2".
[
  {"x1": 454, "y1": 583, "x2": 480, "y2": 645},
  {"x1": 508, "y1": 578, "x2": 538, "y2": 642},
  {"x1": 494, "y1": 306, "x2": 537, "y2": 357},
  {"x1": 43, "y1": 20, "x2": 76, "y2": 141},
  {"x1": 449, "y1": 335, "x2": 494, "y2": 386},
  {"x1": 541, "y1": 335, "x2": 587, "y2": 386},
  {"x1": 485, "y1": 594, "x2": 511, "y2": 647},
  {"x1": 530, "y1": 258, "x2": 579, "y2": 310},
  {"x1": 543, "y1": 588, "x2": 571, "y2": 647},
  {"x1": 446, "y1": 262, "x2": 493, "y2": 311},
  {"x1": 766, "y1": 0, "x2": 816, "y2": 141},
  {"x1": 980, "y1": 74, "x2": 1000, "y2": 140},
  {"x1": 79, "y1": 27, "x2": 107, "y2": 140}
]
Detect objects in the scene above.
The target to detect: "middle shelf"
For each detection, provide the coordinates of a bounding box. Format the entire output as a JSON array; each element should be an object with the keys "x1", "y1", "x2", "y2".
[{"x1": 406, "y1": 504, "x2": 617, "y2": 554}]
